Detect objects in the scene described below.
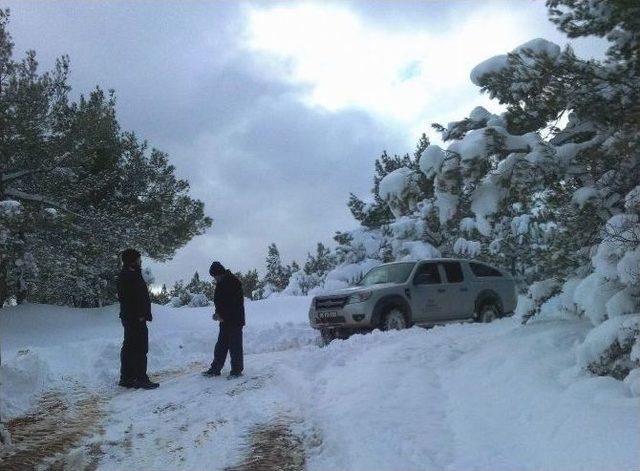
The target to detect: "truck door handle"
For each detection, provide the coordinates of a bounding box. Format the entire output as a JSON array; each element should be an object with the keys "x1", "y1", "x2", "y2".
[
  {"x1": 437, "y1": 288, "x2": 446, "y2": 293},
  {"x1": 460, "y1": 287, "x2": 468, "y2": 292}
]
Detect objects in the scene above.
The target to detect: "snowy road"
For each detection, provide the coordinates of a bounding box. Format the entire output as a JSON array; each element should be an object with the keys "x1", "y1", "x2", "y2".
[{"x1": 1, "y1": 298, "x2": 639, "y2": 470}]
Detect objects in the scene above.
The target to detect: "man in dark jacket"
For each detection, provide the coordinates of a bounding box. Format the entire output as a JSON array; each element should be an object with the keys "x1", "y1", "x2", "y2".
[
  {"x1": 117, "y1": 249, "x2": 159, "y2": 389},
  {"x1": 203, "y1": 261, "x2": 245, "y2": 379}
]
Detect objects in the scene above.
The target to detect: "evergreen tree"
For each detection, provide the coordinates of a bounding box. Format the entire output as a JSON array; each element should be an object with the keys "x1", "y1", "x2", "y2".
[
  {"x1": 303, "y1": 242, "x2": 336, "y2": 277},
  {"x1": 169, "y1": 280, "x2": 189, "y2": 307},
  {"x1": 186, "y1": 271, "x2": 207, "y2": 295},
  {"x1": 0, "y1": 11, "x2": 212, "y2": 306},
  {"x1": 150, "y1": 284, "x2": 170, "y2": 305},
  {"x1": 235, "y1": 269, "x2": 261, "y2": 300},
  {"x1": 263, "y1": 243, "x2": 289, "y2": 292},
  {"x1": 348, "y1": 136, "x2": 430, "y2": 228}
]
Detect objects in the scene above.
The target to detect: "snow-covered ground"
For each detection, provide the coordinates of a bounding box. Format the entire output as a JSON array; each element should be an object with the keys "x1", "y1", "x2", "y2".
[{"x1": 1, "y1": 297, "x2": 639, "y2": 470}]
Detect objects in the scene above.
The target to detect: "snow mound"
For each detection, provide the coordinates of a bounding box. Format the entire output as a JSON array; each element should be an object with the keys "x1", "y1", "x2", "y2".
[{"x1": 0, "y1": 296, "x2": 316, "y2": 419}]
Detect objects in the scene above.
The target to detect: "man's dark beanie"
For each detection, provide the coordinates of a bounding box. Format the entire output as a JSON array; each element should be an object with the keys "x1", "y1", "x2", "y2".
[
  {"x1": 121, "y1": 248, "x2": 141, "y2": 266},
  {"x1": 209, "y1": 261, "x2": 226, "y2": 276}
]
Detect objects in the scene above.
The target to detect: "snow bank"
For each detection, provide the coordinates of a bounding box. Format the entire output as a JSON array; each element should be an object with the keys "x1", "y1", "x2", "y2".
[
  {"x1": 442, "y1": 318, "x2": 638, "y2": 471},
  {"x1": 3, "y1": 301, "x2": 639, "y2": 470},
  {"x1": 284, "y1": 319, "x2": 639, "y2": 471},
  {"x1": 0, "y1": 296, "x2": 316, "y2": 419}
]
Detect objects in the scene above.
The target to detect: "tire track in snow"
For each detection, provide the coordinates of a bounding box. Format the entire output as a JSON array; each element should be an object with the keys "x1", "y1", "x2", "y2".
[
  {"x1": 225, "y1": 414, "x2": 306, "y2": 471},
  {"x1": 0, "y1": 362, "x2": 206, "y2": 470},
  {"x1": 0, "y1": 387, "x2": 104, "y2": 470}
]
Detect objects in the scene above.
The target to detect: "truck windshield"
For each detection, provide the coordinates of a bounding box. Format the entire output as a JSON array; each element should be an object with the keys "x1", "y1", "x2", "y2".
[{"x1": 358, "y1": 263, "x2": 416, "y2": 287}]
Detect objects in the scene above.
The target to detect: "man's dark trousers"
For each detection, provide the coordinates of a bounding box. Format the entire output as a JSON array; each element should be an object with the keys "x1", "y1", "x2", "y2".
[
  {"x1": 210, "y1": 323, "x2": 243, "y2": 374},
  {"x1": 120, "y1": 319, "x2": 149, "y2": 381}
]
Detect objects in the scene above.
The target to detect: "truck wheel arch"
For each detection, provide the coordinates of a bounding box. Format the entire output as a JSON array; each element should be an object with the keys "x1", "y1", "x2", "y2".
[{"x1": 372, "y1": 295, "x2": 413, "y2": 327}]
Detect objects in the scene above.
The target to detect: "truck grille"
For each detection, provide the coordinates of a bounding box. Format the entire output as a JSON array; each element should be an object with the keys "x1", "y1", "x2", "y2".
[
  {"x1": 315, "y1": 296, "x2": 348, "y2": 310},
  {"x1": 315, "y1": 315, "x2": 346, "y2": 325}
]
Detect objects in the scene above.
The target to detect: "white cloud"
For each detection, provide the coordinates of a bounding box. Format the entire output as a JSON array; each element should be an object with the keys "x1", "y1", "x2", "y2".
[{"x1": 244, "y1": 1, "x2": 560, "y2": 139}]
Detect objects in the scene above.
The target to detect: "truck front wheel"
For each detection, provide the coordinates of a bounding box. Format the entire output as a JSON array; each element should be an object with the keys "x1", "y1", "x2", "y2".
[
  {"x1": 381, "y1": 308, "x2": 407, "y2": 331},
  {"x1": 320, "y1": 328, "x2": 336, "y2": 345}
]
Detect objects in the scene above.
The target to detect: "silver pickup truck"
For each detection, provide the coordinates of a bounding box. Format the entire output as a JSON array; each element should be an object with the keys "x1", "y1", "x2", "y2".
[{"x1": 309, "y1": 258, "x2": 517, "y2": 343}]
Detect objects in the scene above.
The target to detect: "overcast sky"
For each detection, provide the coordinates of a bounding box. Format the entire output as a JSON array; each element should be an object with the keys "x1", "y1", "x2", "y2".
[{"x1": 6, "y1": 0, "x2": 604, "y2": 286}]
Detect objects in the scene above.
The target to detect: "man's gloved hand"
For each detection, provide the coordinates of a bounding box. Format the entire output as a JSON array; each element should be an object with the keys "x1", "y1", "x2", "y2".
[{"x1": 212, "y1": 311, "x2": 220, "y2": 321}]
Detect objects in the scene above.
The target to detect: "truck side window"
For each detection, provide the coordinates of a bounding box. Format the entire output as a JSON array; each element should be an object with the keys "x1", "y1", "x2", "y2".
[
  {"x1": 442, "y1": 262, "x2": 464, "y2": 283},
  {"x1": 414, "y1": 263, "x2": 441, "y2": 285},
  {"x1": 470, "y1": 262, "x2": 502, "y2": 277}
]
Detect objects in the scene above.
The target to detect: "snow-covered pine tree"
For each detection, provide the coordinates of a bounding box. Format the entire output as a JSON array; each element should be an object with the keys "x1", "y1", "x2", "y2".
[
  {"x1": 379, "y1": 0, "x2": 639, "y2": 379},
  {"x1": 150, "y1": 284, "x2": 170, "y2": 305},
  {"x1": 263, "y1": 243, "x2": 290, "y2": 293},
  {"x1": 235, "y1": 269, "x2": 261, "y2": 300},
  {"x1": 348, "y1": 137, "x2": 429, "y2": 228},
  {"x1": 303, "y1": 242, "x2": 336, "y2": 278},
  {"x1": 282, "y1": 242, "x2": 339, "y2": 295},
  {"x1": 168, "y1": 280, "x2": 189, "y2": 307},
  {"x1": 186, "y1": 272, "x2": 206, "y2": 294}
]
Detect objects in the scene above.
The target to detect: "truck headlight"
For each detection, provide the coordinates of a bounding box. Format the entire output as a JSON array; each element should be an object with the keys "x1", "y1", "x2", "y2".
[{"x1": 346, "y1": 291, "x2": 372, "y2": 304}]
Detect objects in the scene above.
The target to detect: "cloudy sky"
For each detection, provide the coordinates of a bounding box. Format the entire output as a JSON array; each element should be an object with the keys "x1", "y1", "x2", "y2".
[{"x1": 6, "y1": 0, "x2": 604, "y2": 285}]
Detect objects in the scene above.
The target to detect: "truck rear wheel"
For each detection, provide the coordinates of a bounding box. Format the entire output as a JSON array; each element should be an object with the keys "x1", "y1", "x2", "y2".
[
  {"x1": 478, "y1": 304, "x2": 499, "y2": 323},
  {"x1": 381, "y1": 308, "x2": 407, "y2": 331}
]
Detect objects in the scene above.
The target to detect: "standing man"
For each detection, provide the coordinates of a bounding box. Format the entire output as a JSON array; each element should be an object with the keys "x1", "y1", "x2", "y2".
[
  {"x1": 117, "y1": 248, "x2": 159, "y2": 390},
  {"x1": 203, "y1": 261, "x2": 245, "y2": 379}
]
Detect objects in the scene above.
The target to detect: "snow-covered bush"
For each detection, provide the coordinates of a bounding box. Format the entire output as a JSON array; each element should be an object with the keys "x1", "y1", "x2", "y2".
[
  {"x1": 188, "y1": 292, "x2": 211, "y2": 307},
  {"x1": 168, "y1": 296, "x2": 183, "y2": 308},
  {"x1": 282, "y1": 270, "x2": 323, "y2": 296}
]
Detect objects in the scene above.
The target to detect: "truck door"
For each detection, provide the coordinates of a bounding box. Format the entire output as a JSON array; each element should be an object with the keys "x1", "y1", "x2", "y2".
[
  {"x1": 441, "y1": 261, "x2": 472, "y2": 319},
  {"x1": 411, "y1": 262, "x2": 448, "y2": 322}
]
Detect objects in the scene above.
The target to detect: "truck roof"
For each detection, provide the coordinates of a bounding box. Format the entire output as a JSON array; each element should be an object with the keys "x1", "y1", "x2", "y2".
[{"x1": 383, "y1": 257, "x2": 471, "y2": 264}]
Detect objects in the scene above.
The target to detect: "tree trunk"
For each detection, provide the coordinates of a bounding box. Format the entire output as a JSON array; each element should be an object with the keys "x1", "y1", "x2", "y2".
[
  {"x1": 16, "y1": 288, "x2": 26, "y2": 304},
  {"x1": 0, "y1": 257, "x2": 8, "y2": 308}
]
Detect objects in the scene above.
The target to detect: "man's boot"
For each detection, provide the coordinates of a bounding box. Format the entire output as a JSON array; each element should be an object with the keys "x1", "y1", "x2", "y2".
[
  {"x1": 202, "y1": 367, "x2": 221, "y2": 377},
  {"x1": 134, "y1": 377, "x2": 159, "y2": 389},
  {"x1": 118, "y1": 377, "x2": 138, "y2": 388}
]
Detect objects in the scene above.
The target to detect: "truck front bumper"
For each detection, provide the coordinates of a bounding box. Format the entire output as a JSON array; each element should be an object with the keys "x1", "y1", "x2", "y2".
[{"x1": 309, "y1": 302, "x2": 373, "y2": 330}]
